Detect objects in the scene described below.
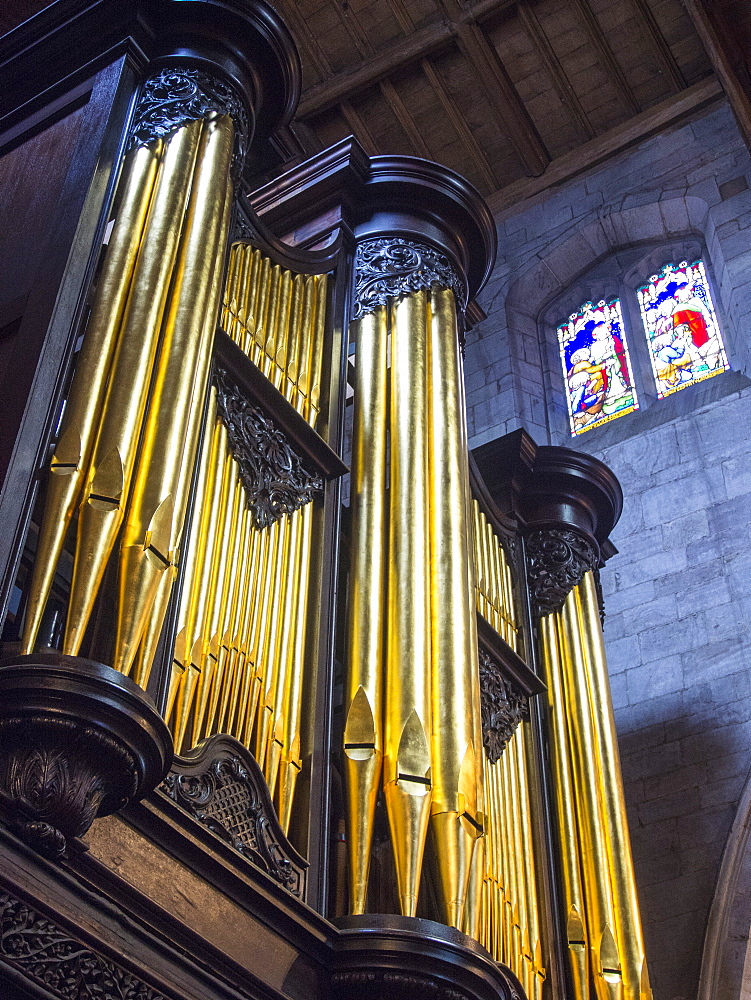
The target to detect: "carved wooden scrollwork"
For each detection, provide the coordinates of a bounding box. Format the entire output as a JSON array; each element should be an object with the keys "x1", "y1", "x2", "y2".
[
  {"x1": 0, "y1": 888, "x2": 167, "y2": 1000},
  {"x1": 525, "y1": 527, "x2": 599, "y2": 618},
  {"x1": 478, "y1": 650, "x2": 530, "y2": 764},
  {"x1": 352, "y1": 238, "x2": 467, "y2": 321},
  {"x1": 214, "y1": 367, "x2": 323, "y2": 529},
  {"x1": 159, "y1": 735, "x2": 307, "y2": 898},
  {"x1": 129, "y1": 67, "x2": 250, "y2": 171}
]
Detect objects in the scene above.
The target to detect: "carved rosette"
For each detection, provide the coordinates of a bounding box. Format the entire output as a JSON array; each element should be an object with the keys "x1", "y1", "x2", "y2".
[
  {"x1": 160, "y1": 735, "x2": 307, "y2": 897},
  {"x1": 0, "y1": 654, "x2": 171, "y2": 858},
  {"x1": 214, "y1": 368, "x2": 323, "y2": 528},
  {"x1": 129, "y1": 67, "x2": 250, "y2": 172},
  {"x1": 478, "y1": 650, "x2": 529, "y2": 764},
  {"x1": 0, "y1": 889, "x2": 167, "y2": 1000},
  {"x1": 352, "y1": 238, "x2": 467, "y2": 321},
  {"x1": 525, "y1": 528, "x2": 599, "y2": 618}
]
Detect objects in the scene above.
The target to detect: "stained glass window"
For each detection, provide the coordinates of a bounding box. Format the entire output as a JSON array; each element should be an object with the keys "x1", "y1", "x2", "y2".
[
  {"x1": 557, "y1": 299, "x2": 638, "y2": 435},
  {"x1": 637, "y1": 260, "x2": 729, "y2": 398}
]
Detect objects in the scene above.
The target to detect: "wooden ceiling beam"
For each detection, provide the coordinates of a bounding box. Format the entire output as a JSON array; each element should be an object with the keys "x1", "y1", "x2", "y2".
[
  {"x1": 453, "y1": 20, "x2": 550, "y2": 176},
  {"x1": 420, "y1": 56, "x2": 498, "y2": 191},
  {"x1": 379, "y1": 77, "x2": 432, "y2": 157},
  {"x1": 340, "y1": 100, "x2": 379, "y2": 156},
  {"x1": 516, "y1": 0, "x2": 595, "y2": 142},
  {"x1": 297, "y1": 0, "x2": 516, "y2": 118},
  {"x1": 683, "y1": 0, "x2": 751, "y2": 148},
  {"x1": 630, "y1": 0, "x2": 685, "y2": 92},
  {"x1": 573, "y1": 0, "x2": 641, "y2": 116}
]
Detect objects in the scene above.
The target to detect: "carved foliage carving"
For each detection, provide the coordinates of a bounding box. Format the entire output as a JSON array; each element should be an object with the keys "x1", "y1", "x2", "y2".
[
  {"x1": 0, "y1": 716, "x2": 138, "y2": 858},
  {"x1": 479, "y1": 651, "x2": 529, "y2": 764},
  {"x1": 525, "y1": 528, "x2": 599, "y2": 618},
  {"x1": 214, "y1": 368, "x2": 323, "y2": 529},
  {"x1": 129, "y1": 67, "x2": 250, "y2": 170},
  {"x1": 352, "y1": 238, "x2": 467, "y2": 321},
  {"x1": 160, "y1": 737, "x2": 306, "y2": 897},
  {"x1": 0, "y1": 889, "x2": 166, "y2": 1000}
]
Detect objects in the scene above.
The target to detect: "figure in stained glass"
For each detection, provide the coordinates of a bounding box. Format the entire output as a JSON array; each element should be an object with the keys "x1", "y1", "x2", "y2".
[
  {"x1": 557, "y1": 299, "x2": 638, "y2": 435},
  {"x1": 637, "y1": 260, "x2": 729, "y2": 398}
]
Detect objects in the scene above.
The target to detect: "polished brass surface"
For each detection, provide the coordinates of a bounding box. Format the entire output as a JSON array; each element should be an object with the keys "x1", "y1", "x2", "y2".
[
  {"x1": 427, "y1": 286, "x2": 481, "y2": 930},
  {"x1": 222, "y1": 245, "x2": 328, "y2": 423},
  {"x1": 343, "y1": 307, "x2": 387, "y2": 914},
  {"x1": 64, "y1": 121, "x2": 203, "y2": 655},
  {"x1": 21, "y1": 143, "x2": 160, "y2": 654},
  {"x1": 384, "y1": 289, "x2": 433, "y2": 918},
  {"x1": 579, "y1": 573, "x2": 651, "y2": 1000},
  {"x1": 472, "y1": 501, "x2": 517, "y2": 649},
  {"x1": 115, "y1": 115, "x2": 234, "y2": 677},
  {"x1": 561, "y1": 588, "x2": 623, "y2": 1000},
  {"x1": 540, "y1": 611, "x2": 589, "y2": 1000}
]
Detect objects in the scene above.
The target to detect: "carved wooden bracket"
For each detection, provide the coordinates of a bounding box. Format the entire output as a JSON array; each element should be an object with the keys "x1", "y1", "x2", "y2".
[
  {"x1": 214, "y1": 366, "x2": 324, "y2": 528},
  {"x1": 159, "y1": 734, "x2": 307, "y2": 898},
  {"x1": 525, "y1": 527, "x2": 599, "y2": 618},
  {"x1": 0, "y1": 654, "x2": 172, "y2": 858}
]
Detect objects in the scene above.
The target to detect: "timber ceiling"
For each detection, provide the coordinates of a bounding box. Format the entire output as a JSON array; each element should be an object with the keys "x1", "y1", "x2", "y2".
[
  {"x1": 2, "y1": 1, "x2": 745, "y2": 210},
  {"x1": 271, "y1": 0, "x2": 716, "y2": 209}
]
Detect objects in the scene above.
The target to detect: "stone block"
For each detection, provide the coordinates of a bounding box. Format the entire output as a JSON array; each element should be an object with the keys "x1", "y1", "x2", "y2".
[{"x1": 627, "y1": 653, "x2": 683, "y2": 703}]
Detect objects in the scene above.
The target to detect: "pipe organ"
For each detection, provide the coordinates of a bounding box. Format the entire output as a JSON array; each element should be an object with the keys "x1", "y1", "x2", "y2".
[{"x1": 0, "y1": 4, "x2": 651, "y2": 1000}]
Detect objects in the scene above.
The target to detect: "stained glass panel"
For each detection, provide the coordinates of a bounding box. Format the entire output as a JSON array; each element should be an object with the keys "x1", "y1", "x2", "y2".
[
  {"x1": 557, "y1": 298, "x2": 638, "y2": 435},
  {"x1": 637, "y1": 260, "x2": 729, "y2": 398}
]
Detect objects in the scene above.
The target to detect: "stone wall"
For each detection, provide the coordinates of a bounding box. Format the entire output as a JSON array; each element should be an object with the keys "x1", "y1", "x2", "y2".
[{"x1": 466, "y1": 97, "x2": 751, "y2": 1000}]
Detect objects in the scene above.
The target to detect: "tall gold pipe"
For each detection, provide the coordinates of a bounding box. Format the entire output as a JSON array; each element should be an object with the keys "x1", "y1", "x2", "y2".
[
  {"x1": 252, "y1": 516, "x2": 283, "y2": 760},
  {"x1": 218, "y1": 502, "x2": 252, "y2": 736},
  {"x1": 384, "y1": 289, "x2": 432, "y2": 918},
  {"x1": 198, "y1": 452, "x2": 239, "y2": 741},
  {"x1": 113, "y1": 114, "x2": 234, "y2": 677},
  {"x1": 578, "y1": 573, "x2": 651, "y2": 1000},
  {"x1": 278, "y1": 501, "x2": 314, "y2": 832},
  {"x1": 266, "y1": 509, "x2": 302, "y2": 796},
  {"x1": 307, "y1": 275, "x2": 326, "y2": 425},
  {"x1": 251, "y1": 255, "x2": 271, "y2": 370},
  {"x1": 259, "y1": 515, "x2": 292, "y2": 777},
  {"x1": 271, "y1": 270, "x2": 293, "y2": 393},
  {"x1": 21, "y1": 143, "x2": 161, "y2": 654},
  {"x1": 212, "y1": 477, "x2": 246, "y2": 735},
  {"x1": 561, "y1": 589, "x2": 623, "y2": 1000},
  {"x1": 295, "y1": 277, "x2": 315, "y2": 417},
  {"x1": 63, "y1": 121, "x2": 203, "y2": 655},
  {"x1": 240, "y1": 523, "x2": 272, "y2": 746},
  {"x1": 227, "y1": 516, "x2": 261, "y2": 739},
  {"x1": 427, "y1": 286, "x2": 482, "y2": 929},
  {"x1": 134, "y1": 389, "x2": 218, "y2": 690},
  {"x1": 285, "y1": 274, "x2": 305, "y2": 406},
  {"x1": 343, "y1": 305, "x2": 388, "y2": 913},
  {"x1": 540, "y1": 611, "x2": 589, "y2": 1000}
]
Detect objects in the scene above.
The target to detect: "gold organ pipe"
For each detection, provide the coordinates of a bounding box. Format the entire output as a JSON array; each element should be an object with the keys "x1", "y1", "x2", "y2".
[
  {"x1": 259, "y1": 514, "x2": 292, "y2": 777},
  {"x1": 114, "y1": 114, "x2": 234, "y2": 677},
  {"x1": 140, "y1": 389, "x2": 217, "y2": 690},
  {"x1": 21, "y1": 143, "x2": 161, "y2": 654},
  {"x1": 561, "y1": 588, "x2": 623, "y2": 1000},
  {"x1": 540, "y1": 610, "x2": 589, "y2": 1000},
  {"x1": 267, "y1": 508, "x2": 302, "y2": 796},
  {"x1": 218, "y1": 499, "x2": 252, "y2": 735},
  {"x1": 427, "y1": 286, "x2": 482, "y2": 930},
  {"x1": 343, "y1": 306, "x2": 388, "y2": 914},
  {"x1": 213, "y1": 477, "x2": 246, "y2": 736},
  {"x1": 64, "y1": 120, "x2": 203, "y2": 655},
  {"x1": 285, "y1": 275, "x2": 305, "y2": 405},
  {"x1": 228, "y1": 517, "x2": 261, "y2": 739},
  {"x1": 295, "y1": 277, "x2": 315, "y2": 417},
  {"x1": 578, "y1": 573, "x2": 651, "y2": 1000},
  {"x1": 252, "y1": 516, "x2": 283, "y2": 761},
  {"x1": 199, "y1": 451, "x2": 240, "y2": 742},
  {"x1": 241, "y1": 523, "x2": 272, "y2": 745},
  {"x1": 271, "y1": 270, "x2": 293, "y2": 393},
  {"x1": 384, "y1": 289, "x2": 432, "y2": 918},
  {"x1": 278, "y1": 501, "x2": 314, "y2": 832},
  {"x1": 307, "y1": 275, "x2": 326, "y2": 425}
]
